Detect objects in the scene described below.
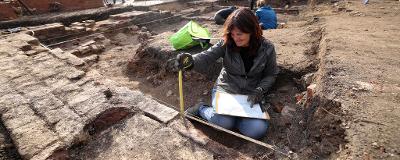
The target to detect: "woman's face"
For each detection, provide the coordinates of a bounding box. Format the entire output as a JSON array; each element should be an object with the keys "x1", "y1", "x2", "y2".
[{"x1": 231, "y1": 27, "x2": 251, "y2": 47}]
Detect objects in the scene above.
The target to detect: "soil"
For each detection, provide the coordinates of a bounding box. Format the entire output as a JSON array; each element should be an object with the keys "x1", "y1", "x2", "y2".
[{"x1": 310, "y1": 1, "x2": 400, "y2": 159}]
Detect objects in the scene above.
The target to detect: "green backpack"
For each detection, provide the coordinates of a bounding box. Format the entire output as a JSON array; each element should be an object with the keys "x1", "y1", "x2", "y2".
[{"x1": 169, "y1": 20, "x2": 211, "y2": 50}]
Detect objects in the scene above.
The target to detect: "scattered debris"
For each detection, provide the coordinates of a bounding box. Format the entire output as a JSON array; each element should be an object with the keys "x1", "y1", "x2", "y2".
[
  {"x1": 166, "y1": 90, "x2": 173, "y2": 97},
  {"x1": 353, "y1": 81, "x2": 374, "y2": 91}
]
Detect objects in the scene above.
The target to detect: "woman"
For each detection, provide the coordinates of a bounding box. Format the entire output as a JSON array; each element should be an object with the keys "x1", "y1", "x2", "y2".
[
  {"x1": 255, "y1": 0, "x2": 278, "y2": 30},
  {"x1": 175, "y1": 8, "x2": 279, "y2": 139}
]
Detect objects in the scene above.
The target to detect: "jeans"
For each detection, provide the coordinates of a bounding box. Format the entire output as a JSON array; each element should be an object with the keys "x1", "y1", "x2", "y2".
[{"x1": 199, "y1": 89, "x2": 269, "y2": 139}]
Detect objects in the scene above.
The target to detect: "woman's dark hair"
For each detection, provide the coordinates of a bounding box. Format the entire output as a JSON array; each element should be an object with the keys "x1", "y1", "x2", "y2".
[{"x1": 222, "y1": 8, "x2": 263, "y2": 55}]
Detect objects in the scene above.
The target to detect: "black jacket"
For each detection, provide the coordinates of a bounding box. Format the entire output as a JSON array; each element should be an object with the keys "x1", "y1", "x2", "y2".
[{"x1": 193, "y1": 38, "x2": 279, "y2": 94}]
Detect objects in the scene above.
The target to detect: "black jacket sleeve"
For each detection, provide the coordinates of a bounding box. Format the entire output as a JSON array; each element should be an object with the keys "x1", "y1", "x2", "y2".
[{"x1": 192, "y1": 40, "x2": 225, "y2": 74}]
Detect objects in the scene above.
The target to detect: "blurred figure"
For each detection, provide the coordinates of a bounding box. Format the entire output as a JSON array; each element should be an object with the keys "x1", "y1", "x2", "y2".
[
  {"x1": 214, "y1": 6, "x2": 237, "y2": 25},
  {"x1": 255, "y1": 0, "x2": 277, "y2": 30},
  {"x1": 250, "y1": 0, "x2": 256, "y2": 10},
  {"x1": 112, "y1": 0, "x2": 125, "y2": 4}
]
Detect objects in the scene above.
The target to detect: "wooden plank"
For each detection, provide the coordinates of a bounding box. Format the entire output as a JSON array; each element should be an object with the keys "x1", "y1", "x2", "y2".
[
  {"x1": 150, "y1": 96, "x2": 297, "y2": 158},
  {"x1": 184, "y1": 111, "x2": 296, "y2": 158}
]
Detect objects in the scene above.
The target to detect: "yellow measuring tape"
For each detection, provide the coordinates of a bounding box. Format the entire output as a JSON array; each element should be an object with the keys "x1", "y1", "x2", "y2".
[{"x1": 178, "y1": 70, "x2": 184, "y2": 116}]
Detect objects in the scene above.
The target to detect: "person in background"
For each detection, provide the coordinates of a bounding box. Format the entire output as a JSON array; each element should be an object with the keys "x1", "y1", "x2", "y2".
[
  {"x1": 255, "y1": 0, "x2": 277, "y2": 30},
  {"x1": 250, "y1": 0, "x2": 256, "y2": 10},
  {"x1": 214, "y1": 6, "x2": 237, "y2": 25},
  {"x1": 173, "y1": 8, "x2": 279, "y2": 139},
  {"x1": 112, "y1": 0, "x2": 125, "y2": 4}
]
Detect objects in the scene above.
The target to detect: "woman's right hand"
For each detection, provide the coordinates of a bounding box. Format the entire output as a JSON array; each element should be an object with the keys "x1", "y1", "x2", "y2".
[{"x1": 176, "y1": 53, "x2": 194, "y2": 71}]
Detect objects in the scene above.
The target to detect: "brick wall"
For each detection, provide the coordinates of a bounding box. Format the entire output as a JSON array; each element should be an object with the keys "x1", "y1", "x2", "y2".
[
  {"x1": 21, "y1": 0, "x2": 104, "y2": 14},
  {"x1": 0, "y1": 2, "x2": 18, "y2": 21}
]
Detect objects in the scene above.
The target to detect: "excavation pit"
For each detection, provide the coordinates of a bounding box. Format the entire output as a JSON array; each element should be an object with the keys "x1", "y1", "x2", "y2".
[{"x1": 55, "y1": 7, "x2": 345, "y2": 159}]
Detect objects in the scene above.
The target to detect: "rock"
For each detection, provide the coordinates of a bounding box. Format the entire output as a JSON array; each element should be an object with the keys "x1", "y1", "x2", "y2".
[
  {"x1": 81, "y1": 40, "x2": 96, "y2": 47},
  {"x1": 20, "y1": 43, "x2": 32, "y2": 51},
  {"x1": 82, "y1": 54, "x2": 99, "y2": 64},
  {"x1": 71, "y1": 22, "x2": 84, "y2": 27},
  {"x1": 71, "y1": 26, "x2": 86, "y2": 32},
  {"x1": 307, "y1": 84, "x2": 317, "y2": 98},
  {"x1": 90, "y1": 45, "x2": 99, "y2": 53},
  {"x1": 141, "y1": 26, "x2": 148, "y2": 32},
  {"x1": 138, "y1": 32, "x2": 152, "y2": 41},
  {"x1": 25, "y1": 50, "x2": 40, "y2": 56},
  {"x1": 354, "y1": 81, "x2": 374, "y2": 91},
  {"x1": 166, "y1": 90, "x2": 173, "y2": 97},
  {"x1": 137, "y1": 97, "x2": 179, "y2": 123},
  {"x1": 372, "y1": 142, "x2": 379, "y2": 149},
  {"x1": 13, "y1": 33, "x2": 40, "y2": 45},
  {"x1": 84, "y1": 19, "x2": 95, "y2": 24},
  {"x1": 29, "y1": 23, "x2": 65, "y2": 40},
  {"x1": 65, "y1": 53, "x2": 85, "y2": 66},
  {"x1": 85, "y1": 27, "x2": 92, "y2": 31},
  {"x1": 129, "y1": 25, "x2": 140, "y2": 31},
  {"x1": 69, "y1": 49, "x2": 80, "y2": 56},
  {"x1": 94, "y1": 34, "x2": 106, "y2": 41},
  {"x1": 78, "y1": 45, "x2": 92, "y2": 55},
  {"x1": 102, "y1": 39, "x2": 112, "y2": 46},
  {"x1": 295, "y1": 92, "x2": 305, "y2": 103},
  {"x1": 84, "y1": 22, "x2": 96, "y2": 28},
  {"x1": 50, "y1": 48, "x2": 66, "y2": 59},
  {"x1": 66, "y1": 70, "x2": 85, "y2": 80},
  {"x1": 337, "y1": 7, "x2": 346, "y2": 12},
  {"x1": 277, "y1": 23, "x2": 286, "y2": 29},
  {"x1": 281, "y1": 105, "x2": 296, "y2": 124},
  {"x1": 301, "y1": 73, "x2": 315, "y2": 88},
  {"x1": 110, "y1": 11, "x2": 148, "y2": 20},
  {"x1": 115, "y1": 33, "x2": 128, "y2": 41},
  {"x1": 98, "y1": 44, "x2": 106, "y2": 50}
]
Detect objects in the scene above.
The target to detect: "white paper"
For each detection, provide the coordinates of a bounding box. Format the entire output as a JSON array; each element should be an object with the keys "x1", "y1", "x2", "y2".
[{"x1": 212, "y1": 91, "x2": 270, "y2": 120}]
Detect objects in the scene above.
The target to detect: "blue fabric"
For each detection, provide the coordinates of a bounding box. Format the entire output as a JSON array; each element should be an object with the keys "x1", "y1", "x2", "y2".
[
  {"x1": 237, "y1": 117, "x2": 269, "y2": 139},
  {"x1": 255, "y1": 6, "x2": 278, "y2": 30}
]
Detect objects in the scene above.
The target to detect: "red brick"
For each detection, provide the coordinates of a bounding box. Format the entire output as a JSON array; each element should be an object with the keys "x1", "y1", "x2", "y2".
[
  {"x1": 0, "y1": 2, "x2": 18, "y2": 21},
  {"x1": 20, "y1": 0, "x2": 103, "y2": 14}
]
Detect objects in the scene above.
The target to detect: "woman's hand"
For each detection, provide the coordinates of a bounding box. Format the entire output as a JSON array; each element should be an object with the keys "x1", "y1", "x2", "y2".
[
  {"x1": 176, "y1": 53, "x2": 194, "y2": 70},
  {"x1": 247, "y1": 87, "x2": 265, "y2": 108}
]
